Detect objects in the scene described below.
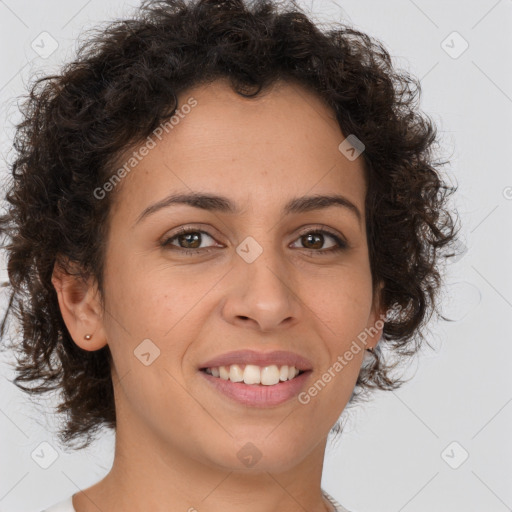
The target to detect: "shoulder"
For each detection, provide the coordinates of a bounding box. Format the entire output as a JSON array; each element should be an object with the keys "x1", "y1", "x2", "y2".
[{"x1": 40, "y1": 495, "x2": 75, "y2": 512}]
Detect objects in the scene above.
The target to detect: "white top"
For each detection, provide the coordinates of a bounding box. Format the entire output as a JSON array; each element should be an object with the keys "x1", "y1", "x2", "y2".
[
  {"x1": 323, "y1": 489, "x2": 354, "y2": 512},
  {"x1": 42, "y1": 489, "x2": 353, "y2": 512}
]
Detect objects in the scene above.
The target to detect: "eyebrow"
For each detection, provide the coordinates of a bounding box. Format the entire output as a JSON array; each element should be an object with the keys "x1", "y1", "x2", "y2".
[{"x1": 133, "y1": 191, "x2": 362, "y2": 227}]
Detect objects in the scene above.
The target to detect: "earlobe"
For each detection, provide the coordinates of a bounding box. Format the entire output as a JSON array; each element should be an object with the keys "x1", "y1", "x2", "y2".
[{"x1": 51, "y1": 261, "x2": 107, "y2": 352}]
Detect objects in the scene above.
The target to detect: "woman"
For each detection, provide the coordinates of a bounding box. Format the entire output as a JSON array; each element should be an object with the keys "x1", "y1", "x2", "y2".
[{"x1": 0, "y1": 0, "x2": 459, "y2": 511}]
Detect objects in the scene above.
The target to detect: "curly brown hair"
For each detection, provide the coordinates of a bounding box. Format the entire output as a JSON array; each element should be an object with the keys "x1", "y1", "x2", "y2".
[{"x1": 0, "y1": 0, "x2": 460, "y2": 449}]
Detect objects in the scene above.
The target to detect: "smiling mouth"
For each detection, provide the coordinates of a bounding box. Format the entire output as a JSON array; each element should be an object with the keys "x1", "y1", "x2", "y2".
[
  {"x1": 198, "y1": 363, "x2": 312, "y2": 407},
  {"x1": 199, "y1": 364, "x2": 307, "y2": 386}
]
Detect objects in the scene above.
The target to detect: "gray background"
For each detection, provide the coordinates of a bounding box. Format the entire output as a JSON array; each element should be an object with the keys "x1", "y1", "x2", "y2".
[{"x1": 0, "y1": 1, "x2": 511, "y2": 511}]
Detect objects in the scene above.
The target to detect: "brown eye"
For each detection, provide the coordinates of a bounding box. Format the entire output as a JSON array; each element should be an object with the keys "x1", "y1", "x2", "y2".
[
  {"x1": 161, "y1": 229, "x2": 220, "y2": 254},
  {"x1": 301, "y1": 232, "x2": 326, "y2": 250},
  {"x1": 290, "y1": 229, "x2": 348, "y2": 255},
  {"x1": 175, "y1": 232, "x2": 201, "y2": 249},
  {"x1": 160, "y1": 226, "x2": 348, "y2": 257}
]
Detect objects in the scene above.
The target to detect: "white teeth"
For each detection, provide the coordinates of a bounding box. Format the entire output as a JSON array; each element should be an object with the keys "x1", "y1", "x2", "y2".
[
  {"x1": 243, "y1": 364, "x2": 261, "y2": 385},
  {"x1": 260, "y1": 365, "x2": 280, "y2": 385},
  {"x1": 229, "y1": 364, "x2": 244, "y2": 382},
  {"x1": 205, "y1": 363, "x2": 302, "y2": 385}
]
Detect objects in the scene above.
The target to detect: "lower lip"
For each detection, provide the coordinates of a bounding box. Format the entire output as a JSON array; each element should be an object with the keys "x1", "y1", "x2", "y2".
[{"x1": 199, "y1": 370, "x2": 312, "y2": 407}]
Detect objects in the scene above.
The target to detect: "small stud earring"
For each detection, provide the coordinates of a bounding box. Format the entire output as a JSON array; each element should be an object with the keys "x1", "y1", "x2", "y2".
[{"x1": 84, "y1": 334, "x2": 92, "y2": 340}]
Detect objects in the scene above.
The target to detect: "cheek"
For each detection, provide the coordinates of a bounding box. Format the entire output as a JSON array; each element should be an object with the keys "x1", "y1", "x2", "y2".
[
  {"x1": 101, "y1": 260, "x2": 216, "y2": 376},
  {"x1": 102, "y1": 252, "x2": 196, "y2": 331},
  {"x1": 307, "y1": 270, "x2": 373, "y2": 335}
]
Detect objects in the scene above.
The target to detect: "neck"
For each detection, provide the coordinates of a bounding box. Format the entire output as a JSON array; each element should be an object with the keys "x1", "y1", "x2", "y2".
[{"x1": 73, "y1": 410, "x2": 334, "y2": 512}]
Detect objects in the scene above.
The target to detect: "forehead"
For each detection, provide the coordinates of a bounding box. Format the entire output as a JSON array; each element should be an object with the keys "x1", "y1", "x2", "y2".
[{"x1": 109, "y1": 78, "x2": 367, "y2": 224}]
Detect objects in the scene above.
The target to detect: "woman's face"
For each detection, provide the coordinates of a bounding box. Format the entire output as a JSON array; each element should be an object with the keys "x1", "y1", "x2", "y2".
[{"x1": 91, "y1": 78, "x2": 383, "y2": 473}]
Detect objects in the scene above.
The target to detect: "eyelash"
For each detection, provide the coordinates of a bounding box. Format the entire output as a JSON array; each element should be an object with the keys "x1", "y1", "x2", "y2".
[{"x1": 160, "y1": 226, "x2": 348, "y2": 257}]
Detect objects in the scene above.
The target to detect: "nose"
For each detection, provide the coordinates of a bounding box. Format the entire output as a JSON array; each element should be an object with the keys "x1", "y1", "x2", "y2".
[{"x1": 221, "y1": 244, "x2": 301, "y2": 333}]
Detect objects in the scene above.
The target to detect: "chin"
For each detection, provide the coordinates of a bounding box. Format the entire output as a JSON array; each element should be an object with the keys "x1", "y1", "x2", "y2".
[{"x1": 204, "y1": 434, "x2": 316, "y2": 473}]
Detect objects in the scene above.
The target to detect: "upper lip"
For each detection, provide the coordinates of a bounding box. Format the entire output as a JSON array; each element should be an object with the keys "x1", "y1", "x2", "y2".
[{"x1": 199, "y1": 349, "x2": 313, "y2": 371}]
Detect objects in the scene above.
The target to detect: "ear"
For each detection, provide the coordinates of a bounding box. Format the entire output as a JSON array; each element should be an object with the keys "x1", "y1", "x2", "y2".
[
  {"x1": 365, "y1": 280, "x2": 386, "y2": 351},
  {"x1": 51, "y1": 259, "x2": 108, "y2": 351}
]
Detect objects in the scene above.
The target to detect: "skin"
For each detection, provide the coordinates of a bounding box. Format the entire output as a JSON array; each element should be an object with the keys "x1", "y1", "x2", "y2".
[{"x1": 52, "y1": 77, "x2": 384, "y2": 512}]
